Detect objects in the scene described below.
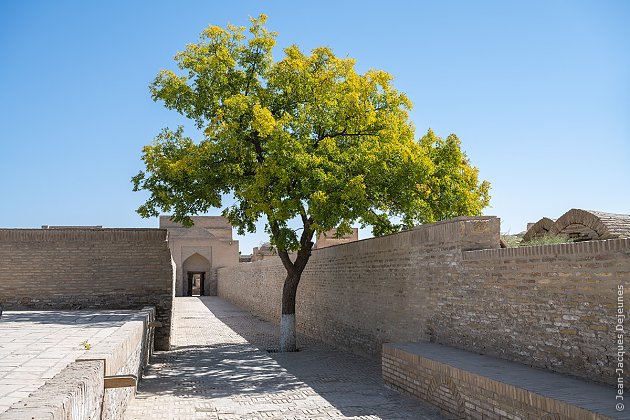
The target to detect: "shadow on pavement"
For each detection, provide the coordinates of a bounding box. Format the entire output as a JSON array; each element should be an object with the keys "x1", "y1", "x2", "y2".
[
  {"x1": 191, "y1": 297, "x2": 443, "y2": 419},
  {"x1": 0, "y1": 311, "x2": 133, "y2": 327},
  {"x1": 137, "y1": 343, "x2": 306, "y2": 398}
]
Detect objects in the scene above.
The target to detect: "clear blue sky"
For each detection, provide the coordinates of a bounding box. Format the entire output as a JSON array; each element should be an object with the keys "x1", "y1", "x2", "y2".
[{"x1": 1, "y1": 1, "x2": 628, "y2": 253}]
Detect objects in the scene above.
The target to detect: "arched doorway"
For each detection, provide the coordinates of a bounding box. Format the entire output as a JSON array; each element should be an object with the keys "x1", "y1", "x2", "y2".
[{"x1": 182, "y1": 253, "x2": 211, "y2": 296}]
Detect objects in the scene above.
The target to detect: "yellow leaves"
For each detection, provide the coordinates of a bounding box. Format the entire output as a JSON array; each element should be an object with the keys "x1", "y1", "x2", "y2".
[
  {"x1": 284, "y1": 45, "x2": 305, "y2": 61},
  {"x1": 366, "y1": 69, "x2": 393, "y2": 86},
  {"x1": 138, "y1": 14, "x2": 492, "y2": 242},
  {"x1": 310, "y1": 190, "x2": 328, "y2": 204},
  {"x1": 167, "y1": 159, "x2": 189, "y2": 174},
  {"x1": 223, "y1": 94, "x2": 249, "y2": 114},
  {"x1": 252, "y1": 103, "x2": 276, "y2": 137},
  {"x1": 254, "y1": 13, "x2": 268, "y2": 24},
  {"x1": 202, "y1": 25, "x2": 226, "y2": 39},
  {"x1": 202, "y1": 23, "x2": 245, "y2": 43}
]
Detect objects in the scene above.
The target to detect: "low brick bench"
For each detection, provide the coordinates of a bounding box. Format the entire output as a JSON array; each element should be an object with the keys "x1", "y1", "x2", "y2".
[{"x1": 383, "y1": 342, "x2": 617, "y2": 420}]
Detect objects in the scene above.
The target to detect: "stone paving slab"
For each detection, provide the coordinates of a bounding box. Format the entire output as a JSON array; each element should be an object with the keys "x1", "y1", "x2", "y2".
[
  {"x1": 0, "y1": 309, "x2": 146, "y2": 414},
  {"x1": 124, "y1": 297, "x2": 443, "y2": 419}
]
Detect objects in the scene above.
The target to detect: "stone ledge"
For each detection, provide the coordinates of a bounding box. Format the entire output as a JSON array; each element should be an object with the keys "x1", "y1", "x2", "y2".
[
  {"x1": 76, "y1": 307, "x2": 154, "y2": 376},
  {"x1": 383, "y1": 342, "x2": 616, "y2": 420},
  {"x1": 0, "y1": 360, "x2": 104, "y2": 420},
  {"x1": 0, "y1": 308, "x2": 154, "y2": 419}
]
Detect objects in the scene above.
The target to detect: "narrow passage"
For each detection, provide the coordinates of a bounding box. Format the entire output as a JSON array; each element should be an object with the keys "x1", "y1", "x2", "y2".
[{"x1": 123, "y1": 297, "x2": 443, "y2": 419}]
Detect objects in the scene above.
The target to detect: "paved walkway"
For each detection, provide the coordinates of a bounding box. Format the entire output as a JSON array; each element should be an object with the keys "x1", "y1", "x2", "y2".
[{"x1": 124, "y1": 297, "x2": 443, "y2": 419}]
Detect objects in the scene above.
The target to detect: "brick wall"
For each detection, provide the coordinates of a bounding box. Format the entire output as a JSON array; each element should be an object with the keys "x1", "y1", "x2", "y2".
[
  {"x1": 382, "y1": 343, "x2": 613, "y2": 420},
  {"x1": 217, "y1": 217, "x2": 630, "y2": 385},
  {"x1": 218, "y1": 216, "x2": 500, "y2": 355},
  {"x1": 0, "y1": 360, "x2": 105, "y2": 420},
  {"x1": 0, "y1": 229, "x2": 174, "y2": 350},
  {"x1": 453, "y1": 240, "x2": 630, "y2": 385}
]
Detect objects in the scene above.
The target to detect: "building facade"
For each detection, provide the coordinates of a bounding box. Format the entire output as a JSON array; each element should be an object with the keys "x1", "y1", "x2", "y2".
[
  {"x1": 314, "y1": 228, "x2": 359, "y2": 249},
  {"x1": 160, "y1": 215, "x2": 239, "y2": 296}
]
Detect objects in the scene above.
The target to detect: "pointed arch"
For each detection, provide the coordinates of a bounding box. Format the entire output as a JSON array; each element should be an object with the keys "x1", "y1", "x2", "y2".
[
  {"x1": 182, "y1": 253, "x2": 211, "y2": 296},
  {"x1": 182, "y1": 253, "x2": 211, "y2": 272}
]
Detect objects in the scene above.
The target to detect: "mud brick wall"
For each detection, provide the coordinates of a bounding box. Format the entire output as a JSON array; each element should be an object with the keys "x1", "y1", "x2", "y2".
[
  {"x1": 218, "y1": 216, "x2": 630, "y2": 385},
  {"x1": 218, "y1": 216, "x2": 500, "y2": 355},
  {"x1": 455, "y1": 239, "x2": 630, "y2": 386},
  {"x1": 0, "y1": 229, "x2": 174, "y2": 350},
  {"x1": 381, "y1": 343, "x2": 612, "y2": 420}
]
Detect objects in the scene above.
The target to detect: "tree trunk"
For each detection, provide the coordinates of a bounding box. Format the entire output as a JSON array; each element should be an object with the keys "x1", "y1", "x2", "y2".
[
  {"x1": 279, "y1": 271, "x2": 301, "y2": 352},
  {"x1": 271, "y1": 216, "x2": 314, "y2": 352}
]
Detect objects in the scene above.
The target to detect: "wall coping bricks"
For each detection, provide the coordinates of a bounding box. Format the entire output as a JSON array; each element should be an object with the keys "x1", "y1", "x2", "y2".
[
  {"x1": 0, "y1": 228, "x2": 168, "y2": 242},
  {"x1": 463, "y1": 237, "x2": 630, "y2": 259}
]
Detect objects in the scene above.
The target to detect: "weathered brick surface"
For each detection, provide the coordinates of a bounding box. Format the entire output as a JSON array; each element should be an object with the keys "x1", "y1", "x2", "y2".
[
  {"x1": 382, "y1": 343, "x2": 615, "y2": 420},
  {"x1": 0, "y1": 308, "x2": 154, "y2": 419},
  {"x1": 0, "y1": 360, "x2": 104, "y2": 420},
  {"x1": 449, "y1": 239, "x2": 630, "y2": 386},
  {"x1": 0, "y1": 229, "x2": 174, "y2": 350},
  {"x1": 218, "y1": 217, "x2": 500, "y2": 357},
  {"x1": 217, "y1": 217, "x2": 630, "y2": 385}
]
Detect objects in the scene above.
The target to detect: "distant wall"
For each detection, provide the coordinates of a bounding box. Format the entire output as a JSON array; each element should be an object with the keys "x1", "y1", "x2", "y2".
[
  {"x1": 315, "y1": 227, "x2": 359, "y2": 249},
  {"x1": 0, "y1": 229, "x2": 173, "y2": 350},
  {"x1": 218, "y1": 217, "x2": 630, "y2": 385}
]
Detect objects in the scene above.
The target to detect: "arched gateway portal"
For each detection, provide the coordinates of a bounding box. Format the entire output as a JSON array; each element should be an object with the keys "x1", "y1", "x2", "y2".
[
  {"x1": 159, "y1": 215, "x2": 240, "y2": 297},
  {"x1": 182, "y1": 253, "x2": 211, "y2": 296}
]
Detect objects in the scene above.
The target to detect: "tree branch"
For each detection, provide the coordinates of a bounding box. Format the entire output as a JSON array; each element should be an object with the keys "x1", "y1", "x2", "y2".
[
  {"x1": 268, "y1": 218, "x2": 295, "y2": 274},
  {"x1": 294, "y1": 213, "x2": 314, "y2": 273},
  {"x1": 244, "y1": 46, "x2": 262, "y2": 96},
  {"x1": 324, "y1": 130, "x2": 381, "y2": 139},
  {"x1": 247, "y1": 132, "x2": 265, "y2": 164}
]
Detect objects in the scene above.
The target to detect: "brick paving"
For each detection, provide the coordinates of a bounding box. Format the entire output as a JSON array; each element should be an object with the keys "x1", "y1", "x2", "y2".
[
  {"x1": 124, "y1": 297, "x2": 443, "y2": 419},
  {"x1": 0, "y1": 310, "x2": 144, "y2": 414}
]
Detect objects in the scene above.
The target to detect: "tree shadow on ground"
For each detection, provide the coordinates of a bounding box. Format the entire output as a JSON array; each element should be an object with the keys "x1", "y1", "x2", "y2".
[
  {"x1": 187, "y1": 297, "x2": 443, "y2": 419},
  {"x1": 136, "y1": 343, "x2": 307, "y2": 398},
  {"x1": 0, "y1": 311, "x2": 137, "y2": 328}
]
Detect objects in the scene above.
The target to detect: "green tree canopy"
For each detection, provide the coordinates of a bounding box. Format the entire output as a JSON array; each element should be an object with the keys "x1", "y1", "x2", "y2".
[{"x1": 133, "y1": 14, "x2": 490, "y2": 351}]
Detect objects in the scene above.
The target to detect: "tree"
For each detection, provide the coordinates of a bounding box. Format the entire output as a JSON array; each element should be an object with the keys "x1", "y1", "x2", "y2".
[
  {"x1": 132, "y1": 15, "x2": 490, "y2": 351},
  {"x1": 418, "y1": 129, "x2": 490, "y2": 222}
]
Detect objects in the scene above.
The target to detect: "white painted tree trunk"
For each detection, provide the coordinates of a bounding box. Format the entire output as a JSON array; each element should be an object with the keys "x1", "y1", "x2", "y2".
[{"x1": 280, "y1": 313, "x2": 296, "y2": 352}]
